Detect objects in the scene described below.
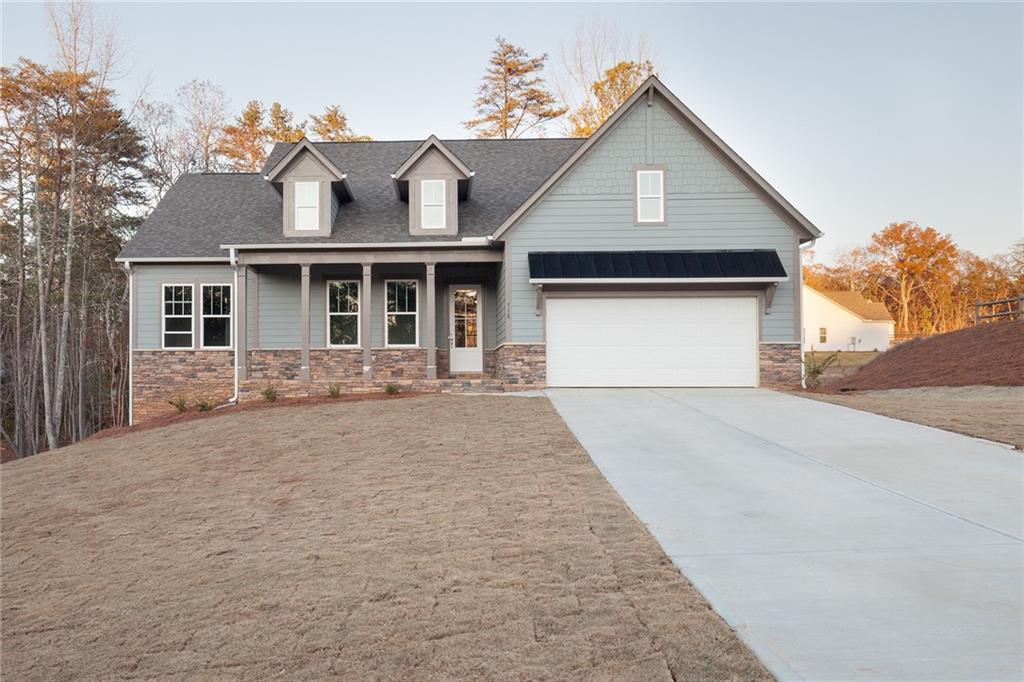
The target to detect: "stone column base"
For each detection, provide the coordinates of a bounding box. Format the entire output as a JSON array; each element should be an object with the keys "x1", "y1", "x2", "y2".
[{"x1": 759, "y1": 343, "x2": 802, "y2": 388}]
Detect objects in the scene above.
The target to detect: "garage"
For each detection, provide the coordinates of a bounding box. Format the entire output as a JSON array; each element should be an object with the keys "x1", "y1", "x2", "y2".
[
  {"x1": 545, "y1": 296, "x2": 759, "y2": 387},
  {"x1": 528, "y1": 249, "x2": 791, "y2": 388}
]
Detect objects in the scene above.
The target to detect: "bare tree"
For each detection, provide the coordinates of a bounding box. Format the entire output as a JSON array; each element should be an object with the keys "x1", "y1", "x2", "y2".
[
  {"x1": 556, "y1": 19, "x2": 655, "y2": 135},
  {"x1": 176, "y1": 79, "x2": 227, "y2": 172}
]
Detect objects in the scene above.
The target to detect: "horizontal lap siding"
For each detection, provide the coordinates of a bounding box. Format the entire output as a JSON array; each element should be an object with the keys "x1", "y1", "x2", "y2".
[
  {"x1": 505, "y1": 100, "x2": 799, "y2": 344},
  {"x1": 135, "y1": 264, "x2": 235, "y2": 349}
]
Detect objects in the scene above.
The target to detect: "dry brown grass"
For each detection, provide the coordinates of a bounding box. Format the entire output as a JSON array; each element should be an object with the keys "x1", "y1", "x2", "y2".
[
  {"x1": 1, "y1": 395, "x2": 767, "y2": 680},
  {"x1": 802, "y1": 386, "x2": 1024, "y2": 449}
]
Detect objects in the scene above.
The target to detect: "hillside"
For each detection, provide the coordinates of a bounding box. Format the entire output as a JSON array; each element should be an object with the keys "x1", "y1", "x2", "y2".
[{"x1": 828, "y1": 321, "x2": 1024, "y2": 391}]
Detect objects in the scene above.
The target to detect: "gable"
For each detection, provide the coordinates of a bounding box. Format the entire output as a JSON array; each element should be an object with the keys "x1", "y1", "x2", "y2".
[
  {"x1": 551, "y1": 100, "x2": 747, "y2": 197},
  {"x1": 275, "y1": 151, "x2": 336, "y2": 181}
]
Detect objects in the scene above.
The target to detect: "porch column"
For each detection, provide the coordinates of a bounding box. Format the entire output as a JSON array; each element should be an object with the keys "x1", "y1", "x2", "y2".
[
  {"x1": 236, "y1": 265, "x2": 247, "y2": 380},
  {"x1": 300, "y1": 263, "x2": 310, "y2": 381},
  {"x1": 425, "y1": 262, "x2": 437, "y2": 380},
  {"x1": 362, "y1": 264, "x2": 372, "y2": 380}
]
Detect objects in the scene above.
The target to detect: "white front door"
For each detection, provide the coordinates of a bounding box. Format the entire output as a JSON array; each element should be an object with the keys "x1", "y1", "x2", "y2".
[
  {"x1": 545, "y1": 296, "x2": 759, "y2": 387},
  {"x1": 449, "y1": 285, "x2": 483, "y2": 373}
]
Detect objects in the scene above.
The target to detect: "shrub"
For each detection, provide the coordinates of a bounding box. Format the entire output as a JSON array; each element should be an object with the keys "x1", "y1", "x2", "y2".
[
  {"x1": 195, "y1": 398, "x2": 213, "y2": 412},
  {"x1": 804, "y1": 352, "x2": 839, "y2": 389},
  {"x1": 261, "y1": 385, "x2": 279, "y2": 402},
  {"x1": 327, "y1": 383, "x2": 342, "y2": 399},
  {"x1": 384, "y1": 383, "x2": 400, "y2": 396},
  {"x1": 167, "y1": 396, "x2": 188, "y2": 413}
]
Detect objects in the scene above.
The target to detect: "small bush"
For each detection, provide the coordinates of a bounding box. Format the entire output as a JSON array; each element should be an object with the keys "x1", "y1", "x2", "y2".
[
  {"x1": 167, "y1": 396, "x2": 188, "y2": 413},
  {"x1": 327, "y1": 383, "x2": 342, "y2": 399},
  {"x1": 261, "y1": 385, "x2": 279, "y2": 402},
  {"x1": 804, "y1": 352, "x2": 839, "y2": 389},
  {"x1": 384, "y1": 383, "x2": 400, "y2": 396},
  {"x1": 195, "y1": 398, "x2": 213, "y2": 412}
]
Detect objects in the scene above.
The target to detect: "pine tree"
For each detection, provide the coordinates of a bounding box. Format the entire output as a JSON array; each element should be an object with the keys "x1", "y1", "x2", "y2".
[
  {"x1": 567, "y1": 60, "x2": 654, "y2": 137},
  {"x1": 218, "y1": 100, "x2": 267, "y2": 172},
  {"x1": 464, "y1": 37, "x2": 566, "y2": 139}
]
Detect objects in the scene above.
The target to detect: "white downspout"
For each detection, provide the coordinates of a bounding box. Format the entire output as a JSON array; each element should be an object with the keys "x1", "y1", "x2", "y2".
[
  {"x1": 798, "y1": 239, "x2": 817, "y2": 389},
  {"x1": 227, "y1": 247, "x2": 240, "y2": 405},
  {"x1": 124, "y1": 261, "x2": 134, "y2": 425}
]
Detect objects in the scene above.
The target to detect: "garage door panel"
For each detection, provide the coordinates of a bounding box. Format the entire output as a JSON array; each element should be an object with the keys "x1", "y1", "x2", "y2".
[{"x1": 545, "y1": 297, "x2": 758, "y2": 387}]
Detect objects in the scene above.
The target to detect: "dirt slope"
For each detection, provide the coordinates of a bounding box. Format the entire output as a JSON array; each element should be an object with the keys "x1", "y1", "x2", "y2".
[{"x1": 828, "y1": 321, "x2": 1024, "y2": 391}]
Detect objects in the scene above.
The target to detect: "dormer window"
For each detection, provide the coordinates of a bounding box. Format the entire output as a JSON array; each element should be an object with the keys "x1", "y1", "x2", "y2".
[
  {"x1": 294, "y1": 181, "x2": 320, "y2": 231},
  {"x1": 421, "y1": 180, "x2": 446, "y2": 229}
]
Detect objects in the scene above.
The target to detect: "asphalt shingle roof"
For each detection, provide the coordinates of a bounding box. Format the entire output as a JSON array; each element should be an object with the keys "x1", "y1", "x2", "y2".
[
  {"x1": 119, "y1": 138, "x2": 584, "y2": 259},
  {"x1": 814, "y1": 288, "x2": 894, "y2": 322}
]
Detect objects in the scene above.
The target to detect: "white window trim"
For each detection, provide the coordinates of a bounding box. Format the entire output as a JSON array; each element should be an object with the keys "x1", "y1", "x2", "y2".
[
  {"x1": 636, "y1": 169, "x2": 665, "y2": 223},
  {"x1": 325, "y1": 279, "x2": 361, "y2": 348},
  {"x1": 384, "y1": 279, "x2": 419, "y2": 348},
  {"x1": 161, "y1": 283, "x2": 195, "y2": 350},
  {"x1": 199, "y1": 282, "x2": 233, "y2": 350},
  {"x1": 294, "y1": 181, "x2": 320, "y2": 231},
  {"x1": 420, "y1": 179, "x2": 446, "y2": 230}
]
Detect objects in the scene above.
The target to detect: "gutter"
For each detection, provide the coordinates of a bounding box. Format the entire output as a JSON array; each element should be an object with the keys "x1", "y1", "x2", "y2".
[
  {"x1": 123, "y1": 261, "x2": 134, "y2": 425},
  {"x1": 218, "y1": 240, "x2": 499, "y2": 251},
  {"x1": 798, "y1": 238, "x2": 817, "y2": 389}
]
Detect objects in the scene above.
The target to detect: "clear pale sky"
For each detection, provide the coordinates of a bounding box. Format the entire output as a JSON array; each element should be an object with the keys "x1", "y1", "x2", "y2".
[{"x1": 3, "y1": 2, "x2": 1022, "y2": 262}]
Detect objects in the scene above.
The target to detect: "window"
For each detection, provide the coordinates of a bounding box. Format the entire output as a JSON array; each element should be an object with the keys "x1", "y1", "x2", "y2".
[
  {"x1": 162, "y1": 284, "x2": 194, "y2": 348},
  {"x1": 294, "y1": 181, "x2": 320, "y2": 231},
  {"x1": 421, "y1": 179, "x2": 446, "y2": 229},
  {"x1": 201, "y1": 284, "x2": 231, "y2": 348},
  {"x1": 636, "y1": 169, "x2": 665, "y2": 223},
  {"x1": 819, "y1": 327, "x2": 828, "y2": 343},
  {"x1": 327, "y1": 280, "x2": 360, "y2": 347},
  {"x1": 385, "y1": 280, "x2": 418, "y2": 346}
]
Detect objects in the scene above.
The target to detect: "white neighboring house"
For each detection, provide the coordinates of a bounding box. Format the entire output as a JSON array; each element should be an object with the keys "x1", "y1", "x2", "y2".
[{"x1": 803, "y1": 286, "x2": 894, "y2": 352}]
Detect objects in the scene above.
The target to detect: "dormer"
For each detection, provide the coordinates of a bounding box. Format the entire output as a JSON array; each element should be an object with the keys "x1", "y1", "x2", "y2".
[
  {"x1": 392, "y1": 136, "x2": 473, "y2": 236},
  {"x1": 264, "y1": 138, "x2": 353, "y2": 237}
]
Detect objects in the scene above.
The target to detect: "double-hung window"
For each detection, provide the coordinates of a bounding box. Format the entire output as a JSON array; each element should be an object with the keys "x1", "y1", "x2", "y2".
[
  {"x1": 327, "y1": 280, "x2": 360, "y2": 347},
  {"x1": 421, "y1": 179, "x2": 446, "y2": 229},
  {"x1": 636, "y1": 169, "x2": 665, "y2": 223},
  {"x1": 385, "y1": 280, "x2": 418, "y2": 346},
  {"x1": 201, "y1": 284, "x2": 232, "y2": 348},
  {"x1": 294, "y1": 181, "x2": 320, "y2": 231},
  {"x1": 162, "y1": 284, "x2": 194, "y2": 348},
  {"x1": 819, "y1": 327, "x2": 828, "y2": 344}
]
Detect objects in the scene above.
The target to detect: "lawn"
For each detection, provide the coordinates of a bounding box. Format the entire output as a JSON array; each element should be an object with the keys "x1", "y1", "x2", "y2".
[
  {"x1": 1, "y1": 395, "x2": 767, "y2": 680},
  {"x1": 801, "y1": 386, "x2": 1024, "y2": 449}
]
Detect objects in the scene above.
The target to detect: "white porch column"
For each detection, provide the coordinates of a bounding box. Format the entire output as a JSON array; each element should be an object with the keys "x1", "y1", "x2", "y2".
[
  {"x1": 425, "y1": 262, "x2": 437, "y2": 380},
  {"x1": 300, "y1": 263, "x2": 310, "y2": 381},
  {"x1": 362, "y1": 263, "x2": 372, "y2": 380}
]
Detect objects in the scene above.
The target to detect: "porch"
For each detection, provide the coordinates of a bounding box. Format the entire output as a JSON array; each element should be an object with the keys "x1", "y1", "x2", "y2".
[{"x1": 233, "y1": 248, "x2": 522, "y2": 398}]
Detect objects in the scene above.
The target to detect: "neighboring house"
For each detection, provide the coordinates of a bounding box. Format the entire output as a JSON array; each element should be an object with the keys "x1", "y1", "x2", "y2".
[
  {"x1": 803, "y1": 286, "x2": 894, "y2": 352},
  {"x1": 118, "y1": 77, "x2": 822, "y2": 422}
]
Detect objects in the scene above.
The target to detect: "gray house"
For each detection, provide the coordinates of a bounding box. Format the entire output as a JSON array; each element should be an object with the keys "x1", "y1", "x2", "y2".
[{"x1": 118, "y1": 77, "x2": 821, "y2": 423}]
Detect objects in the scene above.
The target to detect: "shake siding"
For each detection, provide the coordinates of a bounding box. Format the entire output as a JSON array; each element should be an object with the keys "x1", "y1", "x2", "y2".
[
  {"x1": 135, "y1": 264, "x2": 235, "y2": 349},
  {"x1": 504, "y1": 100, "x2": 800, "y2": 343}
]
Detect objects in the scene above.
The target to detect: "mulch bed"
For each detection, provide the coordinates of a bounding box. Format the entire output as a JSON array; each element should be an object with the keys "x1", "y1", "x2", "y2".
[{"x1": 826, "y1": 321, "x2": 1024, "y2": 392}]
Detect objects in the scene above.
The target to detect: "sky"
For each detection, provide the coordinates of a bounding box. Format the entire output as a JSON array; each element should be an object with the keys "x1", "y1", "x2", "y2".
[{"x1": 3, "y1": 2, "x2": 1022, "y2": 263}]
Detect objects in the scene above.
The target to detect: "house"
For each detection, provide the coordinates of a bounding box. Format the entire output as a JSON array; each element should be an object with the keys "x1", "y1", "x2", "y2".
[
  {"x1": 117, "y1": 77, "x2": 823, "y2": 423},
  {"x1": 803, "y1": 286, "x2": 894, "y2": 351}
]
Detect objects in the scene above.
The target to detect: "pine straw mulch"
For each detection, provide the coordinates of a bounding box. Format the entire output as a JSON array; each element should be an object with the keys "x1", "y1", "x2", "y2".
[{"x1": 0, "y1": 394, "x2": 768, "y2": 681}]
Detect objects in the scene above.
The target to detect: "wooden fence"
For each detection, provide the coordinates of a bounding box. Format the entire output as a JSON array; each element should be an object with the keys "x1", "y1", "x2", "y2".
[{"x1": 974, "y1": 295, "x2": 1023, "y2": 324}]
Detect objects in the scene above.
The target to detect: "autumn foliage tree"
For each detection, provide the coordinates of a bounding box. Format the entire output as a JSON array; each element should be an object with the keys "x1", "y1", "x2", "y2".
[
  {"x1": 567, "y1": 60, "x2": 655, "y2": 137},
  {"x1": 805, "y1": 222, "x2": 1018, "y2": 335},
  {"x1": 309, "y1": 105, "x2": 372, "y2": 142},
  {"x1": 464, "y1": 37, "x2": 566, "y2": 139}
]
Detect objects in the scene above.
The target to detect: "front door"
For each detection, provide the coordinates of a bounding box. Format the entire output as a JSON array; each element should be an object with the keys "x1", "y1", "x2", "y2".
[{"x1": 449, "y1": 285, "x2": 483, "y2": 373}]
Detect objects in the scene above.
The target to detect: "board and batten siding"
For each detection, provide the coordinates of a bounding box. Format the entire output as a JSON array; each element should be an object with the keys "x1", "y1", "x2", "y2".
[
  {"x1": 135, "y1": 264, "x2": 235, "y2": 349},
  {"x1": 502, "y1": 99, "x2": 800, "y2": 344}
]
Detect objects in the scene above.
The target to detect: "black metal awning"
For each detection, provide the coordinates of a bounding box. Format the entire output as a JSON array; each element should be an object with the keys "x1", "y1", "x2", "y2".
[{"x1": 527, "y1": 250, "x2": 788, "y2": 283}]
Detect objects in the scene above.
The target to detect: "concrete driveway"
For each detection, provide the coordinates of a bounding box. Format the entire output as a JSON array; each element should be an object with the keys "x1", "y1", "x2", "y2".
[{"x1": 547, "y1": 388, "x2": 1023, "y2": 681}]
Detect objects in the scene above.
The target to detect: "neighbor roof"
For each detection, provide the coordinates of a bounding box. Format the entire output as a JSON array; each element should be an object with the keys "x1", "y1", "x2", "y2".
[
  {"x1": 117, "y1": 138, "x2": 584, "y2": 259},
  {"x1": 814, "y1": 288, "x2": 894, "y2": 322}
]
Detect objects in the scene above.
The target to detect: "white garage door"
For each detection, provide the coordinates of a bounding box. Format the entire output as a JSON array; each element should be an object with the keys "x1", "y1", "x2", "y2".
[{"x1": 545, "y1": 297, "x2": 758, "y2": 387}]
